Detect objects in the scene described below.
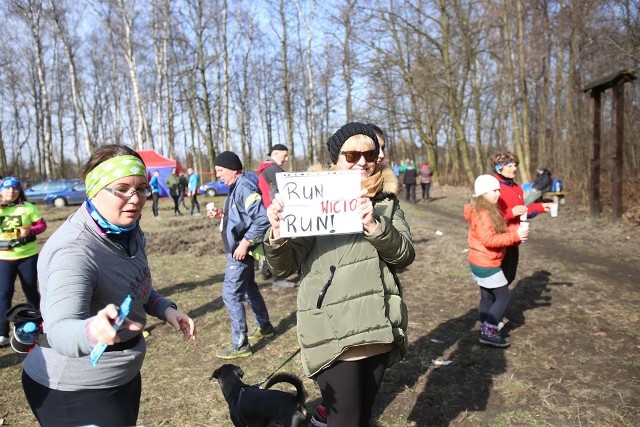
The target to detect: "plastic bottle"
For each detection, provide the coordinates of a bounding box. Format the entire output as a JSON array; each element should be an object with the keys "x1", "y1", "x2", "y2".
[
  {"x1": 518, "y1": 213, "x2": 529, "y2": 243},
  {"x1": 11, "y1": 321, "x2": 39, "y2": 353}
]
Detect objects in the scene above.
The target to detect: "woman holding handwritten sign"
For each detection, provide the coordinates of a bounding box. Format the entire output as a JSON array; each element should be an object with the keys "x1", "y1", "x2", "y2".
[{"x1": 264, "y1": 122, "x2": 415, "y2": 426}]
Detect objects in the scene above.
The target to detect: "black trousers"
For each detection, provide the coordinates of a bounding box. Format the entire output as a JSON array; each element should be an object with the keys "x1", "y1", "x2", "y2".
[
  {"x1": 0, "y1": 255, "x2": 40, "y2": 336},
  {"x1": 171, "y1": 195, "x2": 181, "y2": 213},
  {"x1": 502, "y1": 245, "x2": 519, "y2": 285},
  {"x1": 151, "y1": 192, "x2": 159, "y2": 216},
  {"x1": 315, "y1": 351, "x2": 388, "y2": 427},
  {"x1": 23, "y1": 370, "x2": 142, "y2": 427},
  {"x1": 404, "y1": 184, "x2": 416, "y2": 202},
  {"x1": 190, "y1": 193, "x2": 200, "y2": 214}
]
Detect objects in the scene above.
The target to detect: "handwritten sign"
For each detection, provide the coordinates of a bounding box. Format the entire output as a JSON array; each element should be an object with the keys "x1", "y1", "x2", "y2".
[{"x1": 275, "y1": 170, "x2": 362, "y2": 237}]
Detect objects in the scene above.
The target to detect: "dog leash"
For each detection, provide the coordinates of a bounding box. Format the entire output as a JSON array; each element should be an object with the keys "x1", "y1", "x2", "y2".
[{"x1": 254, "y1": 347, "x2": 301, "y2": 388}]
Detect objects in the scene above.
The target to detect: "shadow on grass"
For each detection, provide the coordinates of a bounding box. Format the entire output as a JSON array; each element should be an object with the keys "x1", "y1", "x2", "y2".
[
  {"x1": 0, "y1": 351, "x2": 26, "y2": 369},
  {"x1": 375, "y1": 270, "x2": 563, "y2": 425},
  {"x1": 156, "y1": 273, "x2": 226, "y2": 298}
]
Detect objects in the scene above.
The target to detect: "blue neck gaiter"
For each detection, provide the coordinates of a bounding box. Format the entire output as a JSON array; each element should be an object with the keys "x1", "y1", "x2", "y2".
[{"x1": 85, "y1": 198, "x2": 137, "y2": 235}]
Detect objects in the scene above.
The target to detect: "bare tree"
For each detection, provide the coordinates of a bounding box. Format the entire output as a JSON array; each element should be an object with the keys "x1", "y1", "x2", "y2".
[
  {"x1": 277, "y1": 0, "x2": 295, "y2": 165},
  {"x1": 10, "y1": 0, "x2": 54, "y2": 178},
  {"x1": 221, "y1": 0, "x2": 231, "y2": 151},
  {"x1": 191, "y1": 0, "x2": 216, "y2": 172},
  {"x1": 50, "y1": 0, "x2": 93, "y2": 157},
  {"x1": 294, "y1": 0, "x2": 319, "y2": 165}
]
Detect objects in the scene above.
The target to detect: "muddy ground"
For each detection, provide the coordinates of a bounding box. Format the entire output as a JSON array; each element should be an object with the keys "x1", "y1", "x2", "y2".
[{"x1": 1, "y1": 187, "x2": 639, "y2": 426}]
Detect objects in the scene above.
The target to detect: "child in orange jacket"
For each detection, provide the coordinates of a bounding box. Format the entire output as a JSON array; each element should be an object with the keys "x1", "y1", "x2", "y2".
[{"x1": 464, "y1": 175, "x2": 529, "y2": 347}]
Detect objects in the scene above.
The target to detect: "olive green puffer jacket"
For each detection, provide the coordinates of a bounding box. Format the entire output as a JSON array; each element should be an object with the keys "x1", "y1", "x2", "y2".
[{"x1": 263, "y1": 166, "x2": 414, "y2": 377}]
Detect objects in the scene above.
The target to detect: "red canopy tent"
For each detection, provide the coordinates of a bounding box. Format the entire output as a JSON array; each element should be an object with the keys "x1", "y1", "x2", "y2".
[{"x1": 136, "y1": 150, "x2": 182, "y2": 197}]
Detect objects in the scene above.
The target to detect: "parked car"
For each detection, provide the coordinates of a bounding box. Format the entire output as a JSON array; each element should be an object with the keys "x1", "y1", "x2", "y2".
[
  {"x1": 199, "y1": 172, "x2": 259, "y2": 197},
  {"x1": 24, "y1": 179, "x2": 82, "y2": 204},
  {"x1": 44, "y1": 183, "x2": 87, "y2": 207}
]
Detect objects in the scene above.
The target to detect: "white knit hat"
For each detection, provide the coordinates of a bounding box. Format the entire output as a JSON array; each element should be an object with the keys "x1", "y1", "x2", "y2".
[{"x1": 474, "y1": 174, "x2": 500, "y2": 197}]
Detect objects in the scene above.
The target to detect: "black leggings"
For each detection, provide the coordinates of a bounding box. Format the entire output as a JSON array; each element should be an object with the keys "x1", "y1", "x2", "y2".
[
  {"x1": 171, "y1": 195, "x2": 181, "y2": 213},
  {"x1": 0, "y1": 255, "x2": 40, "y2": 336},
  {"x1": 190, "y1": 193, "x2": 200, "y2": 214},
  {"x1": 315, "y1": 351, "x2": 388, "y2": 427},
  {"x1": 151, "y1": 192, "x2": 159, "y2": 217},
  {"x1": 478, "y1": 285, "x2": 511, "y2": 325},
  {"x1": 22, "y1": 370, "x2": 142, "y2": 427}
]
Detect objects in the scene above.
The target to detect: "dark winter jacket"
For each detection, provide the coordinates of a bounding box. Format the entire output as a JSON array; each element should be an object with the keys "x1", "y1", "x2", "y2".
[
  {"x1": 403, "y1": 166, "x2": 417, "y2": 185},
  {"x1": 264, "y1": 165, "x2": 414, "y2": 377},
  {"x1": 532, "y1": 169, "x2": 552, "y2": 193}
]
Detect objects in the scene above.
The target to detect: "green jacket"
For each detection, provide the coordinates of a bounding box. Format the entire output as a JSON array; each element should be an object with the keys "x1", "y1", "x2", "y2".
[
  {"x1": 165, "y1": 173, "x2": 180, "y2": 197},
  {"x1": 264, "y1": 165, "x2": 414, "y2": 377}
]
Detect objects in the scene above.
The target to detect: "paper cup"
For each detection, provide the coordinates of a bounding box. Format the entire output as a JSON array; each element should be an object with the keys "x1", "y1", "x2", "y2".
[
  {"x1": 518, "y1": 221, "x2": 529, "y2": 243},
  {"x1": 550, "y1": 203, "x2": 558, "y2": 218},
  {"x1": 206, "y1": 202, "x2": 215, "y2": 213}
]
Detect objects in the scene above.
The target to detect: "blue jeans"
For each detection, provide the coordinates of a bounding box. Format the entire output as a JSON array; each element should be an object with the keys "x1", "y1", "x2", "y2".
[{"x1": 222, "y1": 253, "x2": 271, "y2": 349}]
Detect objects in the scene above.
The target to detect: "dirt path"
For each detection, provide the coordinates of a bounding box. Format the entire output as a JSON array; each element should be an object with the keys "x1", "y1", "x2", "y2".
[
  {"x1": 1, "y1": 193, "x2": 638, "y2": 426},
  {"x1": 371, "y1": 188, "x2": 640, "y2": 426}
]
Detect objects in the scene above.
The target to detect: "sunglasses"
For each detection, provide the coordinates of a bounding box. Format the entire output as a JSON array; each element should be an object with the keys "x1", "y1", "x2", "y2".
[{"x1": 340, "y1": 150, "x2": 378, "y2": 163}]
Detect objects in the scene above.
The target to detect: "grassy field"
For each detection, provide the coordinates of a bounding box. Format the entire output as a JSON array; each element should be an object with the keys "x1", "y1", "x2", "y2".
[{"x1": 1, "y1": 187, "x2": 639, "y2": 426}]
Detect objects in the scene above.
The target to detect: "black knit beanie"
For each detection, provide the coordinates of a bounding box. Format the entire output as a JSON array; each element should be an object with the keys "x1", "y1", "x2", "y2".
[
  {"x1": 326, "y1": 122, "x2": 380, "y2": 164},
  {"x1": 214, "y1": 151, "x2": 243, "y2": 171}
]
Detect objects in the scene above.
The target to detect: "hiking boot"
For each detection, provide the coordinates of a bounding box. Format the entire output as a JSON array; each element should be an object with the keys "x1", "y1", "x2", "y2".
[
  {"x1": 479, "y1": 332, "x2": 510, "y2": 348},
  {"x1": 248, "y1": 324, "x2": 275, "y2": 340},
  {"x1": 310, "y1": 404, "x2": 328, "y2": 427},
  {"x1": 479, "y1": 322, "x2": 510, "y2": 348},
  {"x1": 215, "y1": 344, "x2": 252, "y2": 359}
]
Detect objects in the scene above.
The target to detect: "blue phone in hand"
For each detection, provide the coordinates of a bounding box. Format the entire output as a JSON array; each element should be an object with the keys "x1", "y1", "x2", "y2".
[{"x1": 89, "y1": 294, "x2": 133, "y2": 367}]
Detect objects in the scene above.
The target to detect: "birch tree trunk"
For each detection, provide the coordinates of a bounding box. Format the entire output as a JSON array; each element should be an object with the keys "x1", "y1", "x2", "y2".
[
  {"x1": 294, "y1": 0, "x2": 319, "y2": 166},
  {"x1": 114, "y1": 0, "x2": 150, "y2": 149},
  {"x1": 13, "y1": 0, "x2": 54, "y2": 177},
  {"x1": 193, "y1": 0, "x2": 216, "y2": 172},
  {"x1": 221, "y1": 0, "x2": 231, "y2": 151},
  {"x1": 279, "y1": 0, "x2": 295, "y2": 163},
  {"x1": 50, "y1": 0, "x2": 93, "y2": 157}
]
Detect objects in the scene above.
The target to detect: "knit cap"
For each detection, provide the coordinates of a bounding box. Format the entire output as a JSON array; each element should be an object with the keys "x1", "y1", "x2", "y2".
[
  {"x1": 269, "y1": 144, "x2": 288, "y2": 155},
  {"x1": 474, "y1": 174, "x2": 500, "y2": 197},
  {"x1": 326, "y1": 122, "x2": 379, "y2": 164},
  {"x1": 214, "y1": 151, "x2": 243, "y2": 171}
]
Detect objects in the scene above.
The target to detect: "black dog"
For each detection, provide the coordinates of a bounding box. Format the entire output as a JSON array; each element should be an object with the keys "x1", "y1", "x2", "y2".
[{"x1": 211, "y1": 364, "x2": 307, "y2": 427}]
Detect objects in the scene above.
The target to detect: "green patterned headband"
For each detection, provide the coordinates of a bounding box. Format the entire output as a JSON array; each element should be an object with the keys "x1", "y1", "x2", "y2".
[{"x1": 85, "y1": 155, "x2": 147, "y2": 198}]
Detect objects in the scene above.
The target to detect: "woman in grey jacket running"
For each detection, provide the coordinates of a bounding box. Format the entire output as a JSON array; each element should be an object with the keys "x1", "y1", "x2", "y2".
[{"x1": 22, "y1": 144, "x2": 196, "y2": 427}]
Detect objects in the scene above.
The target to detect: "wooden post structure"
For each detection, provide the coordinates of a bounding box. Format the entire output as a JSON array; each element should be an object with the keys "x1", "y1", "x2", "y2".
[
  {"x1": 590, "y1": 90, "x2": 601, "y2": 217},
  {"x1": 583, "y1": 70, "x2": 636, "y2": 220}
]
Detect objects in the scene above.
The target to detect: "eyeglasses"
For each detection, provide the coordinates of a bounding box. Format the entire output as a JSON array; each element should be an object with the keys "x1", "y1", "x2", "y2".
[
  {"x1": 102, "y1": 187, "x2": 152, "y2": 200},
  {"x1": 340, "y1": 150, "x2": 378, "y2": 163}
]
